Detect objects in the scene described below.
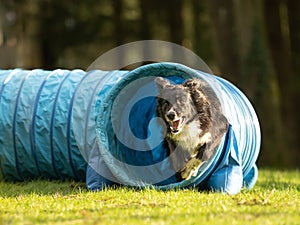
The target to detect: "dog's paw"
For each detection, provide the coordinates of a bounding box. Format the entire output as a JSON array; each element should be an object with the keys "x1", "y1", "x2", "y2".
[{"x1": 176, "y1": 158, "x2": 202, "y2": 181}]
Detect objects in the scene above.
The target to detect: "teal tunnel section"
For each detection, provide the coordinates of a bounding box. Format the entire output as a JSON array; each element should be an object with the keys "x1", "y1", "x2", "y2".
[
  {"x1": 0, "y1": 69, "x2": 87, "y2": 181},
  {"x1": 0, "y1": 63, "x2": 261, "y2": 194},
  {"x1": 0, "y1": 67, "x2": 129, "y2": 181}
]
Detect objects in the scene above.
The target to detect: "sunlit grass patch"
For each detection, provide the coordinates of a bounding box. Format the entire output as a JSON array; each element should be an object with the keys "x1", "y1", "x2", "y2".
[{"x1": 0, "y1": 169, "x2": 299, "y2": 225}]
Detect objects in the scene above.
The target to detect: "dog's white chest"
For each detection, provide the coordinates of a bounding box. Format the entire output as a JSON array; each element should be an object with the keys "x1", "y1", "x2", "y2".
[{"x1": 175, "y1": 121, "x2": 202, "y2": 150}]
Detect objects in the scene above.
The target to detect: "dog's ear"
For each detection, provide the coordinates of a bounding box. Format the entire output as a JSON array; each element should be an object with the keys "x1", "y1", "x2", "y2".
[
  {"x1": 183, "y1": 79, "x2": 201, "y2": 90},
  {"x1": 155, "y1": 77, "x2": 172, "y2": 90}
]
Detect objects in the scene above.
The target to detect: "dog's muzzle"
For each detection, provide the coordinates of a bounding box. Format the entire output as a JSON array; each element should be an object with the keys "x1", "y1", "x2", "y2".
[{"x1": 166, "y1": 113, "x2": 186, "y2": 134}]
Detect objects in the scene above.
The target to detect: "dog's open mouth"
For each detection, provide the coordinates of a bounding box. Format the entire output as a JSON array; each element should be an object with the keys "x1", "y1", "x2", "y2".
[{"x1": 170, "y1": 117, "x2": 186, "y2": 134}]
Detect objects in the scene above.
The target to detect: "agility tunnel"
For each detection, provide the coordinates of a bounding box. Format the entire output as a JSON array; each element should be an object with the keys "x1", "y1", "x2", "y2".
[{"x1": 0, "y1": 63, "x2": 260, "y2": 194}]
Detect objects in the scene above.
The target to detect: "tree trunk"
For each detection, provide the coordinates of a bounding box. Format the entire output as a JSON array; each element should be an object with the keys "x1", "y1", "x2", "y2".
[
  {"x1": 166, "y1": 0, "x2": 184, "y2": 45},
  {"x1": 112, "y1": 0, "x2": 123, "y2": 46},
  {"x1": 112, "y1": 0, "x2": 124, "y2": 67},
  {"x1": 205, "y1": 0, "x2": 241, "y2": 83},
  {"x1": 17, "y1": 0, "x2": 43, "y2": 68},
  {"x1": 264, "y1": 0, "x2": 297, "y2": 167},
  {"x1": 139, "y1": 0, "x2": 152, "y2": 40},
  {"x1": 286, "y1": 0, "x2": 300, "y2": 166},
  {"x1": 192, "y1": 0, "x2": 213, "y2": 62},
  {"x1": 207, "y1": 0, "x2": 287, "y2": 167}
]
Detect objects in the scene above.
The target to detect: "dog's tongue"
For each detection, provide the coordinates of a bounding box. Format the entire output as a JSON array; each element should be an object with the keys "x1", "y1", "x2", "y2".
[{"x1": 171, "y1": 120, "x2": 180, "y2": 130}]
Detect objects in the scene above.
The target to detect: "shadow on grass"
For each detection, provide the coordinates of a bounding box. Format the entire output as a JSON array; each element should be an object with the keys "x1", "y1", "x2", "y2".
[
  {"x1": 0, "y1": 180, "x2": 86, "y2": 197},
  {"x1": 1, "y1": 169, "x2": 299, "y2": 197},
  {"x1": 256, "y1": 168, "x2": 300, "y2": 191}
]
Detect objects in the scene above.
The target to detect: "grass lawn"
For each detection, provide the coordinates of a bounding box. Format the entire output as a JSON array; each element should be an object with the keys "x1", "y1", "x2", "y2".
[{"x1": 0, "y1": 169, "x2": 299, "y2": 225}]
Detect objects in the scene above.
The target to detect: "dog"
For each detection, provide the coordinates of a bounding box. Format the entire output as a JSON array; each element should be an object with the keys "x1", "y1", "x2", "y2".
[{"x1": 155, "y1": 77, "x2": 228, "y2": 181}]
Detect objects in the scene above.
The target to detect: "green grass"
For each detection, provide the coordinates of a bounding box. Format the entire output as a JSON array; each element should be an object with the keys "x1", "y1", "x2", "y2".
[{"x1": 0, "y1": 169, "x2": 299, "y2": 225}]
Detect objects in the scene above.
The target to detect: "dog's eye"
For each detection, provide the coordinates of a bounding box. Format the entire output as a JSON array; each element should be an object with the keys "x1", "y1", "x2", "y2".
[{"x1": 163, "y1": 101, "x2": 168, "y2": 108}]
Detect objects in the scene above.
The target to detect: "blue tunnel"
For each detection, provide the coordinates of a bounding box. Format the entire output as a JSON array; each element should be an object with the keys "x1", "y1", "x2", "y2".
[{"x1": 0, "y1": 63, "x2": 260, "y2": 194}]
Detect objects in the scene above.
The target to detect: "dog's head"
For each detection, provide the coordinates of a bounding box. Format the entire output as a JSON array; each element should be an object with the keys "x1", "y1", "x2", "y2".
[{"x1": 155, "y1": 77, "x2": 209, "y2": 135}]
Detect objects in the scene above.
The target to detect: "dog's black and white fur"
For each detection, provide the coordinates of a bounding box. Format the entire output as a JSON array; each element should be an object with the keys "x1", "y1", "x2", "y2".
[{"x1": 155, "y1": 77, "x2": 228, "y2": 181}]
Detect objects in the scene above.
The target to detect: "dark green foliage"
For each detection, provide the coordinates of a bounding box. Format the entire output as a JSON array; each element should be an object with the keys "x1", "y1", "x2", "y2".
[{"x1": 0, "y1": 0, "x2": 299, "y2": 168}]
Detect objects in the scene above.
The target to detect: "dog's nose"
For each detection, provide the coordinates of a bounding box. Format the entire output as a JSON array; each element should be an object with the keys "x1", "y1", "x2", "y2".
[{"x1": 167, "y1": 111, "x2": 176, "y2": 121}]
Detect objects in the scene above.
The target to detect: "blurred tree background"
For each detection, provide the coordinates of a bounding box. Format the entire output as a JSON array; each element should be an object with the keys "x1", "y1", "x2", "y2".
[{"x1": 0, "y1": 0, "x2": 299, "y2": 168}]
